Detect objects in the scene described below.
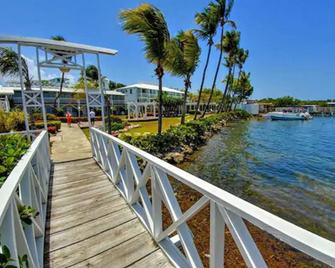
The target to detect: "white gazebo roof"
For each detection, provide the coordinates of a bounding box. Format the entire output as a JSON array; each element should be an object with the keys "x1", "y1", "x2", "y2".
[
  {"x1": 116, "y1": 83, "x2": 184, "y2": 94},
  {"x1": 0, "y1": 36, "x2": 118, "y2": 55}
]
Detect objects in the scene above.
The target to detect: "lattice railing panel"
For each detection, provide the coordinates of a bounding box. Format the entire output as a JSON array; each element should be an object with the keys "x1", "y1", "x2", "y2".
[
  {"x1": 0, "y1": 131, "x2": 50, "y2": 268},
  {"x1": 90, "y1": 127, "x2": 335, "y2": 268}
]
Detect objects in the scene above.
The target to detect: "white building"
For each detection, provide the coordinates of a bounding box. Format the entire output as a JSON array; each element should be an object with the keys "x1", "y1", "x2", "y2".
[
  {"x1": 115, "y1": 83, "x2": 184, "y2": 103},
  {"x1": 115, "y1": 83, "x2": 184, "y2": 120},
  {"x1": 236, "y1": 102, "x2": 259, "y2": 115},
  {"x1": 0, "y1": 86, "x2": 125, "y2": 116}
]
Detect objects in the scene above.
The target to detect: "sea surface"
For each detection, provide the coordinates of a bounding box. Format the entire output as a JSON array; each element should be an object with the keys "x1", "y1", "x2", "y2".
[{"x1": 182, "y1": 117, "x2": 335, "y2": 240}]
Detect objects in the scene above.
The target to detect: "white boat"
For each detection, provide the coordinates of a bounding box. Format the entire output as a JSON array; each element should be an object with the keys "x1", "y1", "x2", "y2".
[{"x1": 265, "y1": 112, "x2": 312, "y2": 121}]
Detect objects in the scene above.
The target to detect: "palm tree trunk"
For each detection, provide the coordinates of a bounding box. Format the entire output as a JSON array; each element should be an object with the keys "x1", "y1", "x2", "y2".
[
  {"x1": 224, "y1": 64, "x2": 236, "y2": 112},
  {"x1": 218, "y1": 66, "x2": 232, "y2": 113},
  {"x1": 201, "y1": 25, "x2": 225, "y2": 118},
  {"x1": 181, "y1": 77, "x2": 190, "y2": 125},
  {"x1": 194, "y1": 42, "x2": 212, "y2": 120},
  {"x1": 157, "y1": 64, "x2": 164, "y2": 135},
  {"x1": 54, "y1": 72, "x2": 65, "y2": 111},
  {"x1": 230, "y1": 68, "x2": 242, "y2": 111},
  {"x1": 105, "y1": 96, "x2": 112, "y2": 134}
]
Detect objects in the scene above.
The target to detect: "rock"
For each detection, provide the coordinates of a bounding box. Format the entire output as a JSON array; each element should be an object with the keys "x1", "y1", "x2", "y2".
[
  {"x1": 182, "y1": 145, "x2": 193, "y2": 155},
  {"x1": 164, "y1": 152, "x2": 185, "y2": 164}
]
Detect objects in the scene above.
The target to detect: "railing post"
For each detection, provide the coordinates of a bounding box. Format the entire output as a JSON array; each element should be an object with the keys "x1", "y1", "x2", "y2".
[
  {"x1": 210, "y1": 201, "x2": 225, "y2": 268},
  {"x1": 151, "y1": 167, "x2": 162, "y2": 238}
]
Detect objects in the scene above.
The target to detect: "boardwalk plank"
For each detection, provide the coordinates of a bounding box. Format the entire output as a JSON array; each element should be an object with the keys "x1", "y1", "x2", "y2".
[
  {"x1": 45, "y1": 158, "x2": 172, "y2": 268},
  {"x1": 49, "y1": 186, "x2": 116, "y2": 208},
  {"x1": 48, "y1": 193, "x2": 121, "y2": 219},
  {"x1": 49, "y1": 179, "x2": 108, "y2": 198},
  {"x1": 46, "y1": 199, "x2": 127, "y2": 234},
  {"x1": 45, "y1": 219, "x2": 145, "y2": 268},
  {"x1": 51, "y1": 171, "x2": 105, "y2": 186},
  {"x1": 47, "y1": 209, "x2": 137, "y2": 252},
  {"x1": 130, "y1": 249, "x2": 173, "y2": 267},
  {"x1": 72, "y1": 232, "x2": 159, "y2": 268}
]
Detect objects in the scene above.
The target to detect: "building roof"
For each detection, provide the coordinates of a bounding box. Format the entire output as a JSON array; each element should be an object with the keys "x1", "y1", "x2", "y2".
[
  {"x1": 0, "y1": 36, "x2": 118, "y2": 55},
  {"x1": 0, "y1": 86, "x2": 124, "y2": 96},
  {"x1": 116, "y1": 83, "x2": 184, "y2": 94},
  {"x1": 0, "y1": 87, "x2": 14, "y2": 95}
]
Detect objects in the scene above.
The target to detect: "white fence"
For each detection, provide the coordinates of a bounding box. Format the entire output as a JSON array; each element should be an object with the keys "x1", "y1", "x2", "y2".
[
  {"x1": 90, "y1": 127, "x2": 335, "y2": 268},
  {"x1": 0, "y1": 131, "x2": 50, "y2": 268}
]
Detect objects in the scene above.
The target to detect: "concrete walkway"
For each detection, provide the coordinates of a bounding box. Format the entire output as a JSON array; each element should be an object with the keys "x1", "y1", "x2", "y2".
[{"x1": 50, "y1": 123, "x2": 92, "y2": 163}]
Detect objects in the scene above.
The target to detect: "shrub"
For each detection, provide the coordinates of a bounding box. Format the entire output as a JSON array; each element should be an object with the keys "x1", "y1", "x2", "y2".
[
  {"x1": 33, "y1": 113, "x2": 57, "y2": 121},
  {"x1": 35, "y1": 120, "x2": 61, "y2": 131},
  {"x1": 111, "y1": 122, "x2": 125, "y2": 131},
  {"x1": 0, "y1": 109, "x2": 25, "y2": 133},
  {"x1": 108, "y1": 116, "x2": 123, "y2": 123},
  {"x1": 122, "y1": 111, "x2": 250, "y2": 157},
  {"x1": 0, "y1": 134, "x2": 31, "y2": 187},
  {"x1": 55, "y1": 108, "x2": 65, "y2": 116},
  {"x1": 47, "y1": 126, "x2": 57, "y2": 134},
  {"x1": 188, "y1": 110, "x2": 201, "y2": 115},
  {"x1": 57, "y1": 116, "x2": 102, "y2": 123}
]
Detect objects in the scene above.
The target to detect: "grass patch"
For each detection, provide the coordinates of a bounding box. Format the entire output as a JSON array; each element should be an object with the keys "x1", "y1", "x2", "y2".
[
  {"x1": 81, "y1": 127, "x2": 90, "y2": 140},
  {"x1": 126, "y1": 115, "x2": 193, "y2": 136}
]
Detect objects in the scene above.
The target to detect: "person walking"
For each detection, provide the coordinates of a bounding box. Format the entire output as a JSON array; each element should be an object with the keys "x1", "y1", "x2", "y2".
[
  {"x1": 89, "y1": 109, "x2": 96, "y2": 127},
  {"x1": 66, "y1": 111, "x2": 72, "y2": 127}
]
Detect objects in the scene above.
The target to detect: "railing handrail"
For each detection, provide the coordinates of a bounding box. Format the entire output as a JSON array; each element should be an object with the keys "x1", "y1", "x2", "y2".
[
  {"x1": 0, "y1": 130, "x2": 50, "y2": 268},
  {"x1": 91, "y1": 127, "x2": 335, "y2": 266},
  {"x1": 0, "y1": 130, "x2": 48, "y2": 225}
]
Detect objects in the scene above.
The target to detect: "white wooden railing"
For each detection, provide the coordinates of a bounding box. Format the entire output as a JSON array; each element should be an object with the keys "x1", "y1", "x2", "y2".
[
  {"x1": 90, "y1": 127, "x2": 335, "y2": 268},
  {"x1": 0, "y1": 131, "x2": 50, "y2": 268}
]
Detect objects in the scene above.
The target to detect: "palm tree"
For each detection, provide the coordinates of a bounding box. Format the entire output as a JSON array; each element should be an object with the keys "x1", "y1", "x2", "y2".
[
  {"x1": 165, "y1": 31, "x2": 201, "y2": 124},
  {"x1": 0, "y1": 48, "x2": 32, "y2": 89},
  {"x1": 120, "y1": 4, "x2": 170, "y2": 134},
  {"x1": 50, "y1": 35, "x2": 68, "y2": 110},
  {"x1": 216, "y1": 30, "x2": 240, "y2": 112},
  {"x1": 201, "y1": 0, "x2": 235, "y2": 118},
  {"x1": 232, "y1": 71, "x2": 253, "y2": 109},
  {"x1": 193, "y1": 5, "x2": 220, "y2": 120},
  {"x1": 227, "y1": 47, "x2": 248, "y2": 110}
]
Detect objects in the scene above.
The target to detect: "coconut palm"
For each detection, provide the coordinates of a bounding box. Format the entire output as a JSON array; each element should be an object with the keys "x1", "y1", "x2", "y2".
[
  {"x1": 232, "y1": 71, "x2": 253, "y2": 109},
  {"x1": 193, "y1": 5, "x2": 220, "y2": 120},
  {"x1": 165, "y1": 31, "x2": 201, "y2": 124},
  {"x1": 227, "y1": 47, "x2": 248, "y2": 110},
  {"x1": 120, "y1": 4, "x2": 170, "y2": 134},
  {"x1": 201, "y1": 0, "x2": 235, "y2": 117},
  {"x1": 216, "y1": 30, "x2": 240, "y2": 112},
  {"x1": 0, "y1": 48, "x2": 32, "y2": 89}
]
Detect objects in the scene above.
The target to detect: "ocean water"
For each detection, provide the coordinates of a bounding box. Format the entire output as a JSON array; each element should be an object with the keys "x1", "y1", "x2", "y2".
[{"x1": 182, "y1": 117, "x2": 335, "y2": 240}]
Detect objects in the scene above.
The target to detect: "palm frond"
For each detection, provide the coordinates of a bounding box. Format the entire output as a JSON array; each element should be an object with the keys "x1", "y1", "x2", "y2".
[
  {"x1": 194, "y1": 5, "x2": 220, "y2": 43},
  {"x1": 165, "y1": 31, "x2": 201, "y2": 78},
  {"x1": 225, "y1": 0, "x2": 235, "y2": 18},
  {"x1": 0, "y1": 47, "x2": 31, "y2": 88},
  {"x1": 120, "y1": 4, "x2": 170, "y2": 64}
]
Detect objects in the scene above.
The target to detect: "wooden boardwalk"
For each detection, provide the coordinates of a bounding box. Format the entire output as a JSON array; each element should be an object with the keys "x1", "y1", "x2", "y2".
[{"x1": 44, "y1": 158, "x2": 172, "y2": 268}]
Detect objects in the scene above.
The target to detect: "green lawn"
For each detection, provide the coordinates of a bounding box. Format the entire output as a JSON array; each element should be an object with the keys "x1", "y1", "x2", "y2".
[
  {"x1": 81, "y1": 115, "x2": 194, "y2": 139},
  {"x1": 126, "y1": 115, "x2": 193, "y2": 136},
  {"x1": 81, "y1": 127, "x2": 90, "y2": 140}
]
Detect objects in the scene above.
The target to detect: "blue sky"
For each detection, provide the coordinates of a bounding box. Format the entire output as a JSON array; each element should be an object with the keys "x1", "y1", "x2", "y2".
[{"x1": 1, "y1": 0, "x2": 335, "y2": 99}]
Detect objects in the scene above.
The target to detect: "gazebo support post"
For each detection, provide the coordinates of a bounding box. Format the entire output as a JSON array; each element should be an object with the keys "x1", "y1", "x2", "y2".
[
  {"x1": 96, "y1": 53, "x2": 105, "y2": 131},
  {"x1": 82, "y1": 54, "x2": 91, "y2": 127},
  {"x1": 36, "y1": 47, "x2": 48, "y2": 130},
  {"x1": 17, "y1": 44, "x2": 31, "y2": 139}
]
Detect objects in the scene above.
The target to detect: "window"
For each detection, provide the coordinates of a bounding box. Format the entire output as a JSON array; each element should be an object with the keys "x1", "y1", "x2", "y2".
[{"x1": 129, "y1": 89, "x2": 133, "y2": 94}]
